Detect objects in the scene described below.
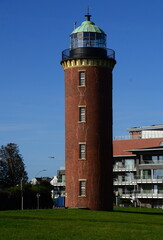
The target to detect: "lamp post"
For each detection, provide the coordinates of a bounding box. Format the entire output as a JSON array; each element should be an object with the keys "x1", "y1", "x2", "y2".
[
  {"x1": 20, "y1": 178, "x2": 23, "y2": 210},
  {"x1": 36, "y1": 193, "x2": 41, "y2": 209},
  {"x1": 115, "y1": 191, "x2": 119, "y2": 206},
  {"x1": 35, "y1": 169, "x2": 47, "y2": 177},
  {"x1": 35, "y1": 169, "x2": 47, "y2": 209}
]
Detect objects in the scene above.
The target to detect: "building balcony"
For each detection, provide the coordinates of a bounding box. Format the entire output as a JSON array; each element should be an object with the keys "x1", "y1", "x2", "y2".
[
  {"x1": 113, "y1": 165, "x2": 136, "y2": 172},
  {"x1": 136, "y1": 177, "x2": 163, "y2": 184},
  {"x1": 136, "y1": 193, "x2": 163, "y2": 199},
  {"x1": 114, "y1": 176, "x2": 163, "y2": 185},
  {"x1": 120, "y1": 193, "x2": 132, "y2": 199},
  {"x1": 120, "y1": 192, "x2": 163, "y2": 199},
  {"x1": 113, "y1": 135, "x2": 141, "y2": 140},
  {"x1": 113, "y1": 178, "x2": 137, "y2": 186},
  {"x1": 52, "y1": 181, "x2": 65, "y2": 187}
]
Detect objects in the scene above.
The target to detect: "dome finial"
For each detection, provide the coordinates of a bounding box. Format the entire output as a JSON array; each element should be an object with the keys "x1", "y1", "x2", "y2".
[{"x1": 85, "y1": 6, "x2": 92, "y2": 21}]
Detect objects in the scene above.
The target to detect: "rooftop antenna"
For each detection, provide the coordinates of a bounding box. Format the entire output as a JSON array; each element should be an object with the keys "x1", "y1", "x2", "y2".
[{"x1": 85, "y1": 6, "x2": 92, "y2": 21}]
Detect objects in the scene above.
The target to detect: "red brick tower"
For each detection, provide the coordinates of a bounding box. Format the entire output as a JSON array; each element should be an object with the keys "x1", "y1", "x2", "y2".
[{"x1": 61, "y1": 13, "x2": 116, "y2": 210}]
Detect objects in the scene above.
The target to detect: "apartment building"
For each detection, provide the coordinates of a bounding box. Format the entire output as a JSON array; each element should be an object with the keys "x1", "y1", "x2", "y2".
[
  {"x1": 50, "y1": 167, "x2": 65, "y2": 198},
  {"x1": 113, "y1": 124, "x2": 163, "y2": 208}
]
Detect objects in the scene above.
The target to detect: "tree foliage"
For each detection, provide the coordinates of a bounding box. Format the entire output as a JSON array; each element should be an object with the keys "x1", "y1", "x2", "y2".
[
  {"x1": 0, "y1": 182, "x2": 53, "y2": 210},
  {"x1": 0, "y1": 143, "x2": 28, "y2": 188}
]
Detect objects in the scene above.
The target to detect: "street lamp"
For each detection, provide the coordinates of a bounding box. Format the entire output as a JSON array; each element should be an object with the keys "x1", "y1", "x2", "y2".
[
  {"x1": 36, "y1": 193, "x2": 41, "y2": 209},
  {"x1": 35, "y1": 169, "x2": 47, "y2": 177},
  {"x1": 35, "y1": 169, "x2": 47, "y2": 209}
]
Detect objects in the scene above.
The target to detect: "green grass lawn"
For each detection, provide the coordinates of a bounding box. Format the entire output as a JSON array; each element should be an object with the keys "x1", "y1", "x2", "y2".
[{"x1": 0, "y1": 207, "x2": 163, "y2": 240}]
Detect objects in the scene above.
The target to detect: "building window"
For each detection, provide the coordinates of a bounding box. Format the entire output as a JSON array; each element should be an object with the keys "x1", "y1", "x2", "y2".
[
  {"x1": 79, "y1": 106, "x2": 86, "y2": 122},
  {"x1": 79, "y1": 143, "x2": 86, "y2": 159},
  {"x1": 79, "y1": 180, "x2": 86, "y2": 196},
  {"x1": 143, "y1": 155, "x2": 163, "y2": 164},
  {"x1": 142, "y1": 169, "x2": 151, "y2": 179},
  {"x1": 153, "y1": 169, "x2": 163, "y2": 179},
  {"x1": 79, "y1": 71, "x2": 85, "y2": 86}
]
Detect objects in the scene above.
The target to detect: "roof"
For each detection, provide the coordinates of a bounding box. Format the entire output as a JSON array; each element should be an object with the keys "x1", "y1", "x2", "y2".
[
  {"x1": 113, "y1": 138, "x2": 163, "y2": 156},
  {"x1": 71, "y1": 20, "x2": 106, "y2": 35},
  {"x1": 128, "y1": 146, "x2": 163, "y2": 153},
  {"x1": 128, "y1": 124, "x2": 163, "y2": 132}
]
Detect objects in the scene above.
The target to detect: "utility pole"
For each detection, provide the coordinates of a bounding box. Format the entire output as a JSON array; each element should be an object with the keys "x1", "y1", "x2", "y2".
[{"x1": 20, "y1": 178, "x2": 23, "y2": 210}]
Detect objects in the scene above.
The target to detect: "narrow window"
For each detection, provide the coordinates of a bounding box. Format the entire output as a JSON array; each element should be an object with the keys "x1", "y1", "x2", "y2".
[
  {"x1": 79, "y1": 71, "x2": 85, "y2": 86},
  {"x1": 79, "y1": 180, "x2": 86, "y2": 196},
  {"x1": 79, "y1": 107, "x2": 86, "y2": 122},
  {"x1": 79, "y1": 143, "x2": 86, "y2": 159}
]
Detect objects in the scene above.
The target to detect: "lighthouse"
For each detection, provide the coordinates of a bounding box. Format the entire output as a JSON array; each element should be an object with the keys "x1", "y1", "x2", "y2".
[{"x1": 61, "y1": 13, "x2": 116, "y2": 210}]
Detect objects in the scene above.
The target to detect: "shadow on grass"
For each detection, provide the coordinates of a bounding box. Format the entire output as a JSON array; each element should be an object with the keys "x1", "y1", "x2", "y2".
[{"x1": 114, "y1": 208, "x2": 163, "y2": 216}]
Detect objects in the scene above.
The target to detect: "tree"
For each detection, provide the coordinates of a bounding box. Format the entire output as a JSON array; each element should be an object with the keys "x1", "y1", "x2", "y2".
[
  {"x1": 0, "y1": 182, "x2": 53, "y2": 210},
  {"x1": 0, "y1": 143, "x2": 28, "y2": 188},
  {"x1": 31, "y1": 181, "x2": 53, "y2": 209}
]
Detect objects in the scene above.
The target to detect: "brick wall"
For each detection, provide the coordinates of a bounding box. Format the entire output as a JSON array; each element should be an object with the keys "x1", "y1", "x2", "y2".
[{"x1": 65, "y1": 65, "x2": 113, "y2": 210}]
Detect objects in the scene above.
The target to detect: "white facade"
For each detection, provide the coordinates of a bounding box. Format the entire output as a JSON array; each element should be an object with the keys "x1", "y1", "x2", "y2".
[{"x1": 142, "y1": 130, "x2": 163, "y2": 139}]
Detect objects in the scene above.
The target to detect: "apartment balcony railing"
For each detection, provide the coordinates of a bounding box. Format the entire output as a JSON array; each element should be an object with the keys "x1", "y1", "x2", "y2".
[
  {"x1": 136, "y1": 193, "x2": 163, "y2": 199},
  {"x1": 113, "y1": 135, "x2": 163, "y2": 140},
  {"x1": 136, "y1": 178, "x2": 163, "y2": 184},
  {"x1": 121, "y1": 192, "x2": 163, "y2": 199},
  {"x1": 121, "y1": 193, "x2": 132, "y2": 199},
  {"x1": 113, "y1": 178, "x2": 137, "y2": 186},
  {"x1": 114, "y1": 176, "x2": 163, "y2": 185},
  {"x1": 113, "y1": 135, "x2": 141, "y2": 140},
  {"x1": 113, "y1": 165, "x2": 136, "y2": 172},
  {"x1": 53, "y1": 181, "x2": 65, "y2": 187}
]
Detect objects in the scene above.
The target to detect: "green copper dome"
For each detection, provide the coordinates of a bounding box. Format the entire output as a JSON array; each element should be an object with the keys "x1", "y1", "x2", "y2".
[
  {"x1": 71, "y1": 20, "x2": 106, "y2": 35},
  {"x1": 70, "y1": 14, "x2": 107, "y2": 49}
]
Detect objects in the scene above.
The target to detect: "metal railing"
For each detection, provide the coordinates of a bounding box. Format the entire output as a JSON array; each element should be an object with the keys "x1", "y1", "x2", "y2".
[
  {"x1": 136, "y1": 178, "x2": 163, "y2": 184},
  {"x1": 113, "y1": 135, "x2": 163, "y2": 140},
  {"x1": 52, "y1": 181, "x2": 65, "y2": 187},
  {"x1": 114, "y1": 176, "x2": 163, "y2": 185},
  {"x1": 136, "y1": 193, "x2": 163, "y2": 199},
  {"x1": 62, "y1": 48, "x2": 115, "y2": 61},
  {"x1": 114, "y1": 178, "x2": 137, "y2": 186},
  {"x1": 120, "y1": 192, "x2": 163, "y2": 199},
  {"x1": 113, "y1": 165, "x2": 136, "y2": 172},
  {"x1": 113, "y1": 135, "x2": 141, "y2": 140}
]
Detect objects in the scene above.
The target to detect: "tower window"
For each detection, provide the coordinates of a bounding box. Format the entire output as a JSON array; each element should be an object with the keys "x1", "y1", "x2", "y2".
[
  {"x1": 79, "y1": 106, "x2": 86, "y2": 122},
  {"x1": 79, "y1": 71, "x2": 85, "y2": 86},
  {"x1": 79, "y1": 143, "x2": 86, "y2": 159},
  {"x1": 79, "y1": 180, "x2": 86, "y2": 196}
]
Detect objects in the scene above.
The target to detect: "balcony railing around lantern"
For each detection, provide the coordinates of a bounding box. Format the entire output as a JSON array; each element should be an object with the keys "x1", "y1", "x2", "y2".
[{"x1": 62, "y1": 48, "x2": 115, "y2": 61}]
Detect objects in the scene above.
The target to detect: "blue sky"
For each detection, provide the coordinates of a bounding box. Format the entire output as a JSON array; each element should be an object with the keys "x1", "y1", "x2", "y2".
[{"x1": 1, "y1": 0, "x2": 163, "y2": 179}]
